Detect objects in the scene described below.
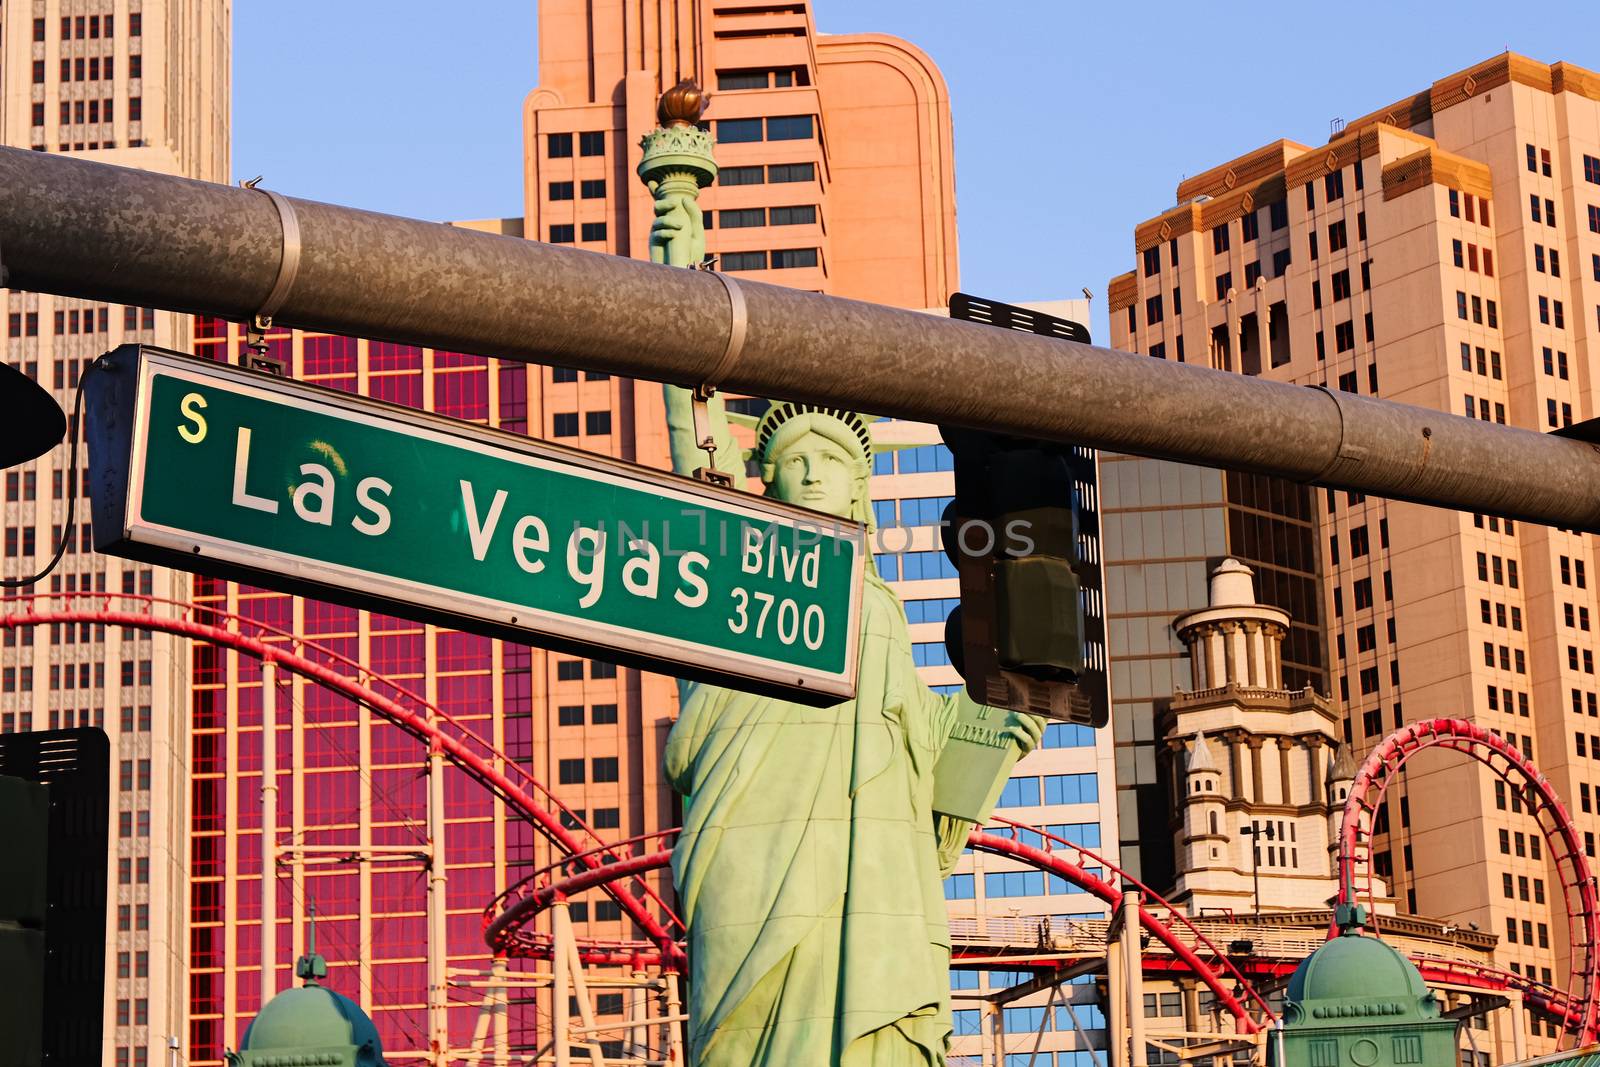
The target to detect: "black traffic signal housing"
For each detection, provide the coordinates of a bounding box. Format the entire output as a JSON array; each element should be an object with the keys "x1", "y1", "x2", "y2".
[
  {"x1": 941, "y1": 431, "x2": 1102, "y2": 724},
  {"x1": 941, "y1": 293, "x2": 1107, "y2": 726}
]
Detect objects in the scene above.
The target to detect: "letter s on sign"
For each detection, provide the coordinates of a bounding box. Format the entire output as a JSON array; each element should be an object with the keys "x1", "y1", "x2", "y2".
[{"x1": 178, "y1": 392, "x2": 208, "y2": 444}]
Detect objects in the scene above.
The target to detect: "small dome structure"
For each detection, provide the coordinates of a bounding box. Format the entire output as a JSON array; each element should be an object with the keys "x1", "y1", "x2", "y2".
[
  {"x1": 1268, "y1": 907, "x2": 1457, "y2": 1066},
  {"x1": 1284, "y1": 928, "x2": 1435, "y2": 1019},
  {"x1": 227, "y1": 907, "x2": 388, "y2": 1066}
]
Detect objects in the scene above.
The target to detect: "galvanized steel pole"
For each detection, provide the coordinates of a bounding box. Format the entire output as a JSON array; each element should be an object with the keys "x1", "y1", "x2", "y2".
[{"x1": 2, "y1": 146, "x2": 1597, "y2": 530}]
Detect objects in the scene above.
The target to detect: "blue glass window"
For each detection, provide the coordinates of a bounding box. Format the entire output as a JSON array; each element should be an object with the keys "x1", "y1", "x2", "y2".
[
  {"x1": 872, "y1": 499, "x2": 897, "y2": 527},
  {"x1": 903, "y1": 597, "x2": 959, "y2": 625},
  {"x1": 1002, "y1": 1007, "x2": 1047, "y2": 1032},
  {"x1": 1043, "y1": 772, "x2": 1098, "y2": 805},
  {"x1": 952, "y1": 1009, "x2": 982, "y2": 1036},
  {"x1": 899, "y1": 495, "x2": 953, "y2": 526},
  {"x1": 995, "y1": 777, "x2": 1039, "y2": 808},
  {"x1": 943, "y1": 873, "x2": 974, "y2": 900},
  {"x1": 901, "y1": 550, "x2": 957, "y2": 581},
  {"x1": 873, "y1": 553, "x2": 900, "y2": 580},
  {"x1": 950, "y1": 970, "x2": 980, "y2": 990},
  {"x1": 896, "y1": 444, "x2": 954, "y2": 473},
  {"x1": 1045, "y1": 822, "x2": 1102, "y2": 849},
  {"x1": 912, "y1": 642, "x2": 950, "y2": 668},
  {"x1": 1043, "y1": 722, "x2": 1095, "y2": 748},
  {"x1": 985, "y1": 871, "x2": 1046, "y2": 897}
]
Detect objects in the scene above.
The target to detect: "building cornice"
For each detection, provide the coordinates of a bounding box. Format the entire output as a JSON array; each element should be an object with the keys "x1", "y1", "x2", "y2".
[{"x1": 1381, "y1": 146, "x2": 1493, "y2": 203}]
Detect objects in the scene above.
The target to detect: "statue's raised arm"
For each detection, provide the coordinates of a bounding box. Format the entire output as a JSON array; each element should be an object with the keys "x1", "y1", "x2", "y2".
[{"x1": 662, "y1": 385, "x2": 744, "y2": 484}]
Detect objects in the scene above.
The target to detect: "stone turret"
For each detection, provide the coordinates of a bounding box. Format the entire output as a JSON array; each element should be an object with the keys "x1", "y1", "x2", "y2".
[
  {"x1": 1180, "y1": 731, "x2": 1228, "y2": 871},
  {"x1": 1164, "y1": 560, "x2": 1358, "y2": 914},
  {"x1": 1172, "y1": 559, "x2": 1291, "y2": 690}
]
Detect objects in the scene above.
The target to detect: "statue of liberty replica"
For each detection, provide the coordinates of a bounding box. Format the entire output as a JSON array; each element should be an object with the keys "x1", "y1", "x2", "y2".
[{"x1": 639, "y1": 82, "x2": 1041, "y2": 1066}]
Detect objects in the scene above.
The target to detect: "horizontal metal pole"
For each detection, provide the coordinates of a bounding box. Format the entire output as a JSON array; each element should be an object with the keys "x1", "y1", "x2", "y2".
[{"x1": 2, "y1": 146, "x2": 1596, "y2": 530}]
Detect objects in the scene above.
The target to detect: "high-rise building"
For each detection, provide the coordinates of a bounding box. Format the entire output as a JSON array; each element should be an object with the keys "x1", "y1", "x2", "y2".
[
  {"x1": 0, "y1": 4, "x2": 230, "y2": 1066},
  {"x1": 171, "y1": 4, "x2": 964, "y2": 1064},
  {"x1": 1107, "y1": 52, "x2": 1600, "y2": 1056}
]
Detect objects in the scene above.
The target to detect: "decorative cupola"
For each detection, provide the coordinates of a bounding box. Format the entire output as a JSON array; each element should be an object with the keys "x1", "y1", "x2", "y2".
[{"x1": 1172, "y1": 559, "x2": 1291, "y2": 690}]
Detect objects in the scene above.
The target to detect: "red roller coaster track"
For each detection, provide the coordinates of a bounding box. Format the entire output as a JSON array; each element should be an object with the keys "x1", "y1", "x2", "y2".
[
  {"x1": 1336, "y1": 716, "x2": 1600, "y2": 1045},
  {"x1": 8, "y1": 597, "x2": 1598, "y2": 1046}
]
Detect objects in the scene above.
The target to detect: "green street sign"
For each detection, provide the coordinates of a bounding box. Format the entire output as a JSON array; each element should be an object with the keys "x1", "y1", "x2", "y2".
[{"x1": 86, "y1": 345, "x2": 864, "y2": 703}]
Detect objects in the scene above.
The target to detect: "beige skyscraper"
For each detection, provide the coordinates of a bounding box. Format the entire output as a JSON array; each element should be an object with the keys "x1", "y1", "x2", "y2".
[
  {"x1": 0, "y1": 3, "x2": 230, "y2": 1065},
  {"x1": 1108, "y1": 53, "x2": 1600, "y2": 1057}
]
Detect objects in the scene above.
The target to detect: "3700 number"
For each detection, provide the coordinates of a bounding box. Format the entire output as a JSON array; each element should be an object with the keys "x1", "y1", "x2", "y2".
[{"x1": 728, "y1": 588, "x2": 826, "y2": 650}]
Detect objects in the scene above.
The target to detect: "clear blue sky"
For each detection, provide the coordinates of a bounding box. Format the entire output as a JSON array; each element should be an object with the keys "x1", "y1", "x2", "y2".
[{"x1": 236, "y1": 1, "x2": 1594, "y2": 341}]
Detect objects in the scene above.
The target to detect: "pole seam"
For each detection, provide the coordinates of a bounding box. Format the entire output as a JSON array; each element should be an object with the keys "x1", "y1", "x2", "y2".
[
  {"x1": 701, "y1": 270, "x2": 747, "y2": 392},
  {"x1": 251, "y1": 187, "x2": 302, "y2": 326}
]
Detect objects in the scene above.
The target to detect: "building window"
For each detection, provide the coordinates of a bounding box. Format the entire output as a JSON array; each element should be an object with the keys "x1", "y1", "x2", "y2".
[
  {"x1": 769, "y1": 205, "x2": 816, "y2": 226},
  {"x1": 771, "y1": 248, "x2": 818, "y2": 269},
  {"x1": 768, "y1": 162, "x2": 815, "y2": 183},
  {"x1": 557, "y1": 705, "x2": 584, "y2": 726},
  {"x1": 1335, "y1": 321, "x2": 1355, "y2": 353},
  {"x1": 1327, "y1": 220, "x2": 1347, "y2": 252},
  {"x1": 1585, "y1": 154, "x2": 1600, "y2": 185},
  {"x1": 721, "y1": 251, "x2": 767, "y2": 272},
  {"x1": 1241, "y1": 211, "x2": 1259, "y2": 242},
  {"x1": 548, "y1": 224, "x2": 575, "y2": 244},
  {"x1": 720, "y1": 207, "x2": 764, "y2": 229},
  {"x1": 1214, "y1": 272, "x2": 1232, "y2": 301},
  {"x1": 1212, "y1": 225, "x2": 1230, "y2": 254},
  {"x1": 1143, "y1": 247, "x2": 1160, "y2": 277},
  {"x1": 578, "y1": 131, "x2": 606, "y2": 157},
  {"x1": 580, "y1": 221, "x2": 607, "y2": 242},
  {"x1": 547, "y1": 133, "x2": 574, "y2": 158},
  {"x1": 592, "y1": 757, "x2": 619, "y2": 782},
  {"x1": 580, "y1": 179, "x2": 606, "y2": 199},
  {"x1": 552, "y1": 412, "x2": 579, "y2": 437},
  {"x1": 766, "y1": 115, "x2": 813, "y2": 141},
  {"x1": 719, "y1": 165, "x2": 763, "y2": 186},
  {"x1": 558, "y1": 758, "x2": 585, "y2": 784},
  {"x1": 584, "y1": 411, "x2": 612, "y2": 435},
  {"x1": 549, "y1": 181, "x2": 574, "y2": 201},
  {"x1": 1270, "y1": 200, "x2": 1288, "y2": 231},
  {"x1": 1145, "y1": 294, "x2": 1163, "y2": 326}
]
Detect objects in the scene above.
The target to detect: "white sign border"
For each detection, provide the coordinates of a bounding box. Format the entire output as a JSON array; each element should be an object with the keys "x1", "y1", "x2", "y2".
[{"x1": 121, "y1": 349, "x2": 865, "y2": 700}]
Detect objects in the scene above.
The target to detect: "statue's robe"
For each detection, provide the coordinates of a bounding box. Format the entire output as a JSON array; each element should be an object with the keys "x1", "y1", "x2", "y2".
[{"x1": 665, "y1": 570, "x2": 971, "y2": 1066}]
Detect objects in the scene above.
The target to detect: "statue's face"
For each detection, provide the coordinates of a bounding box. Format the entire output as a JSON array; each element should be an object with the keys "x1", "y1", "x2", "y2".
[{"x1": 771, "y1": 431, "x2": 859, "y2": 518}]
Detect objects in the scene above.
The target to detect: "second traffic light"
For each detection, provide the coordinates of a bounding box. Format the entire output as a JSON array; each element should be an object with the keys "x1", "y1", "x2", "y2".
[{"x1": 941, "y1": 427, "x2": 1104, "y2": 725}]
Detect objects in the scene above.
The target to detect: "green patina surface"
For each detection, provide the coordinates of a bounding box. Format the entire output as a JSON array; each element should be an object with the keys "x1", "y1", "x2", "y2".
[
  {"x1": 1269, "y1": 911, "x2": 1458, "y2": 1067},
  {"x1": 643, "y1": 84, "x2": 1036, "y2": 1067}
]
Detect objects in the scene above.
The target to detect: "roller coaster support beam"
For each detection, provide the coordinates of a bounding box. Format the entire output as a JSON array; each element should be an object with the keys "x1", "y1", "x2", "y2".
[
  {"x1": 426, "y1": 735, "x2": 449, "y2": 1064},
  {"x1": 260, "y1": 661, "x2": 279, "y2": 1001},
  {"x1": 4, "y1": 147, "x2": 1600, "y2": 531},
  {"x1": 1121, "y1": 890, "x2": 1148, "y2": 1067}
]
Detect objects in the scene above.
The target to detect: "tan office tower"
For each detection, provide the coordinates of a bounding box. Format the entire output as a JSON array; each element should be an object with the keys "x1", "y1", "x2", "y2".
[
  {"x1": 1108, "y1": 53, "x2": 1600, "y2": 1055},
  {"x1": 522, "y1": 0, "x2": 958, "y2": 933},
  {"x1": 0, "y1": 4, "x2": 230, "y2": 1067}
]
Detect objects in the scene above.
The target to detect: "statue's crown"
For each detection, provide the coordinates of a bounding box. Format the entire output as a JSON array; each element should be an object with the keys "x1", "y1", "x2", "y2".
[{"x1": 755, "y1": 402, "x2": 873, "y2": 464}]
